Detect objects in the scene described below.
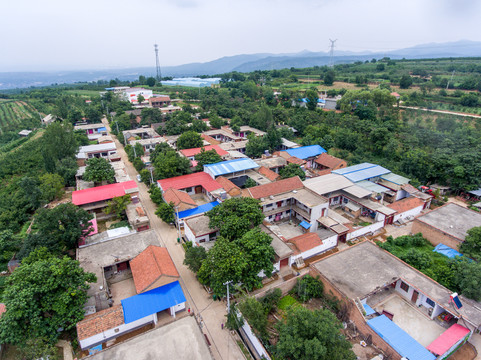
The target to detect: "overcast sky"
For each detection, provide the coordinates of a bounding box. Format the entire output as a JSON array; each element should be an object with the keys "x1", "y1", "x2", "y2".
[{"x1": 1, "y1": 0, "x2": 480, "y2": 72}]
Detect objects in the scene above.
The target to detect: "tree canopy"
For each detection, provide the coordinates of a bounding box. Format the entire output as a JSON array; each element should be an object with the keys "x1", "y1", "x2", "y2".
[
  {"x1": 460, "y1": 226, "x2": 481, "y2": 261},
  {"x1": 275, "y1": 306, "x2": 356, "y2": 360},
  {"x1": 83, "y1": 157, "x2": 115, "y2": 184},
  {"x1": 194, "y1": 148, "x2": 223, "y2": 171},
  {"x1": 0, "y1": 248, "x2": 96, "y2": 347},
  {"x1": 279, "y1": 164, "x2": 306, "y2": 181},
  {"x1": 176, "y1": 130, "x2": 203, "y2": 150},
  {"x1": 207, "y1": 197, "x2": 264, "y2": 240},
  {"x1": 153, "y1": 145, "x2": 191, "y2": 179}
]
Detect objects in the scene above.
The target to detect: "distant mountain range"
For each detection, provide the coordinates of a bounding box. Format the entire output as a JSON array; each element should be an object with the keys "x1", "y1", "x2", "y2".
[{"x1": 1, "y1": 40, "x2": 481, "y2": 90}]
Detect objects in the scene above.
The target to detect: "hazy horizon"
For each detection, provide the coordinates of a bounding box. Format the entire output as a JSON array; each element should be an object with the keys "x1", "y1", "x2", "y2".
[{"x1": 2, "y1": 0, "x2": 481, "y2": 72}]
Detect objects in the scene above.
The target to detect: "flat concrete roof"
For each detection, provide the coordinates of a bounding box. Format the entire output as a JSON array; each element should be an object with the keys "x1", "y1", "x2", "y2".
[
  {"x1": 77, "y1": 230, "x2": 161, "y2": 301},
  {"x1": 88, "y1": 316, "x2": 212, "y2": 360},
  {"x1": 185, "y1": 215, "x2": 217, "y2": 236},
  {"x1": 260, "y1": 225, "x2": 293, "y2": 260},
  {"x1": 415, "y1": 203, "x2": 481, "y2": 241},
  {"x1": 304, "y1": 174, "x2": 366, "y2": 196},
  {"x1": 255, "y1": 156, "x2": 287, "y2": 169},
  {"x1": 312, "y1": 241, "x2": 481, "y2": 327}
]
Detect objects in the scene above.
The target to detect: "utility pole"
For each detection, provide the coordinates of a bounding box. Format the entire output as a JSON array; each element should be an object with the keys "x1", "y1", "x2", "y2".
[
  {"x1": 175, "y1": 206, "x2": 181, "y2": 242},
  {"x1": 223, "y1": 280, "x2": 233, "y2": 313},
  {"x1": 154, "y1": 44, "x2": 162, "y2": 85},
  {"x1": 328, "y1": 39, "x2": 337, "y2": 67}
]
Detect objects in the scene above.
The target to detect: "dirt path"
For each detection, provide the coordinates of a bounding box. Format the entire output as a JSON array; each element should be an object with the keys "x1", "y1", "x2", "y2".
[
  {"x1": 101, "y1": 118, "x2": 244, "y2": 360},
  {"x1": 399, "y1": 106, "x2": 481, "y2": 119}
]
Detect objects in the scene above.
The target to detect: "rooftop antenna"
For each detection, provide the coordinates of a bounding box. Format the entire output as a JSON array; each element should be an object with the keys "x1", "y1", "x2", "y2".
[
  {"x1": 154, "y1": 44, "x2": 162, "y2": 84},
  {"x1": 328, "y1": 39, "x2": 337, "y2": 67}
]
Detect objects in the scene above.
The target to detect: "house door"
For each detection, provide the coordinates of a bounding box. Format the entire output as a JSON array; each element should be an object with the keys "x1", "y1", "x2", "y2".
[
  {"x1": 195, "y1": 186, "x2": 202, "y2": 194},
  {"x1": 411, "y1": 290, "x2": 419, "y2": 303},
  {"x1": 277, "y1": 201, "x2": 283, "y2": 207},
  {"x1": 384, "y1": 215, "x2": 394, "y2": 226},
  {"x1": 280, "y1": 258, "x2": 289, "y2": 268}
]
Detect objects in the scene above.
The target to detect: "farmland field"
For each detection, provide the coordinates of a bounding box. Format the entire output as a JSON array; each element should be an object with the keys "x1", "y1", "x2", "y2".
[{"x1": 0, "y1": 100, "x2": 38, "y2": 133}]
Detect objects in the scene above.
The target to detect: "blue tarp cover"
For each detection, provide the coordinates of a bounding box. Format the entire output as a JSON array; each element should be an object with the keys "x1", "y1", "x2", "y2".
[
  {"x1": 363, "y1": 303, "x2": 376, "y2": 316},
  {"x1": 122, "y1": 281, "x2": 186, "y2": 324},
  {"x1": 177, "y1": 201, "x2": 220, "y2": 220},
  {"x1": 286, "y1": 145, "x2": 326, "y2": 160},
  {"x1": 368, "y1": 315, "x2": 435, "y2": 360},
  {"x1": 299, "y1": 220, "x2": 311, "y2": 229},
  {"x1": 433, "y1": 243, "x2": 463, "y2": 259}
]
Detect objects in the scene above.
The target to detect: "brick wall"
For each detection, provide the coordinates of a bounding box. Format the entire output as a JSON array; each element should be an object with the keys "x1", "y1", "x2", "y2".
[
  {"x1": 412, "y1": 219, "x2": 463, "y2": 250},
  {"x1": 309, "y1": 268, "x2": 402, "y2": 360}
]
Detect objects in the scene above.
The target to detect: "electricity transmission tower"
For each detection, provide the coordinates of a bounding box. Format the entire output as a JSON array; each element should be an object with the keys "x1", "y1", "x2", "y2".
[
  {"x1": 328, "y1": 39, "x2": 337, "y2": 67},
  {"x1": 154, "y1": 44, "x2": 162, "y2": 84}
]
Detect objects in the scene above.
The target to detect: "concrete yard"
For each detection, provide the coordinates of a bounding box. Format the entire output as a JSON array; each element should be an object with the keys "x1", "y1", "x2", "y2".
[
  {"x1": 89, "y1": 316, "x2": 212, "y2": 360},
  {"x1": 275, "y1": 221, "x2": 305, "y2": 239},
  {"x1": 109, "y1": 278, "x2": 137, "y2": 304},
  {"x1": 375, "y1": 295, "x2": 445, "y2": 347}
]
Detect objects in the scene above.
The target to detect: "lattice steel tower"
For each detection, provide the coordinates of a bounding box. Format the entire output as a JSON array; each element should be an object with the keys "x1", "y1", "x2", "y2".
[
  {"x1": 154, "y1": 44, "x2": 162, "y2": 84},
  {"x1": 328, "y1": 39, "x2": 337, "y2": 67}
]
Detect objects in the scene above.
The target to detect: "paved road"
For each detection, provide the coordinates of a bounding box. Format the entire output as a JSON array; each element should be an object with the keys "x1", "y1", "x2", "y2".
[{"x1": 102, "y1": 118, "x2": 244, "y2": 360}]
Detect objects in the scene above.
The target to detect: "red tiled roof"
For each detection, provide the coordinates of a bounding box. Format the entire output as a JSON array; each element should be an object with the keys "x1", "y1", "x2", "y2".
[
  {"x1": 314, "y1": 153, "x2": 346, "y2": 169},
  {"x1": 286, "y1": 156, "x2": 306, "y2": 165},
  {"x1": 163, "y1": 188, "x2": 197, "y2": 211},
  {"x1": 216, "y1": 176, "x2": 241, "y2": 196},
  {"x1": 179, "y1": 145, "x2": 228, "y2": 158},
  {"x1": 388, "y1": 196, "x2": 425, "y2": 213},
  {"x1": 76, "y1": 305, "x2": 124, "y2": 341},
  {"x1": 130, "y1": 246, "x2": 179, "y2": 294},
  {"x1": 258, "y1": 166, "x2": 280, "y2": 181},
  {"x1": 200, "y1": 133, "x2": 221, "y2": 145},
  {"x1": 72, "y1": 181, "x2": 138, "y2": 206},
  {"x1": 247, "y1": 177, "x2": 303, "y2": 199},
  {"x1": 391, "y1": 92, "x2": 401, "y2": 97},
  {"x1": 288, "y1": 232, "x2": 322, "y2": 254},
  {"x1": 157, "y1": 172, "x2": 222, "y2": 193},
  {"x1": 150, "y1": 96, "x2": 170, "y2": 102}
]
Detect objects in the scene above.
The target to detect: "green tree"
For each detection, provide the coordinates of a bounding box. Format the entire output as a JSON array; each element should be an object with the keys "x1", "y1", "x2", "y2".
[
  {"x1": 305, "y1": 89, "x2": 319, "y2": 111},
  {"x1": 280, "y1": 164, "x2": 306, "y2": 181},
  {"x1": 42, "y1": 122, "x2": 78, "y2": 173},
  {"x1": 153, "y1": 148, "x2": 191, "y2": 179},
  {"x1": 452, "y1": 259, "x2": 481, "y2": 301},
  {"x1": 149, "y1": 184, "x2": 163, "y2": 205},
  {"x1": 207, "y1": 197, "x2": 264, "y2": 241},
  {"x1": 245, "y1": 134, "x2": 267, "y2": 158},
  {"x1": 194, "y1": 148, "x2": 223, "y2": 171},
  {"x1": 209, "y1": 114, "x2": 225, "y2": 129},
  {"x1": 0, "y1": 248, "x2": 96, "y2": 347},
  {"x1": 244, "y1": 178, "x2": 257, "y2": 188},
  {"x1": 139, "y1": 168, "x2": 152, "y2": 185},
  {"x1": 156, "y1": 201, "x2": 175, "y2": 224},
  {"x1": 177, "y1": 130, "x2": 203, "y2": 150},
  {"x1": 264, "y1": 127, "x2": 282, "y2": 151},
  {"x1": 460, "y1": 226, "x2": 481, "y2": 261},
  {"x1": 191, "y1": 119, "x2": 209, "y2": 133},
  {"x1": 137, "y1": 94, "x2": 145, "y2": 105},
  {"x1": 184, "y1": 245, "x2": 207, "y2": 273},
  {"x1": 275, "y1": 307, "x2": 356, "y2": 360},
  {"x1": 323, "y1": 70, "x2": 335, "y2": 86},
  {"x1": 83, "y1": 157, "x2": 115, "y2": 184},
  {"x1": 104, "y1": 194, "x2": 131, "y2": 220},
  {"x1": 39, "y1": 173, "x2": 65, "y2": 202},
  {"x1": 238, "y1": 297, "x2": 269, "y2": 340},
  {"x1": 400, "y1": 74, "x2": 413, "y2": 89},
  {"x1": 146, "y1": 77, "x2": 156, "y2": 87},
  {"x1": 294, "y1": 275, "x2": 324, "y2": 302},
  {"x1": 250, "y1": 104, "x2": 273, "y2": 131}
]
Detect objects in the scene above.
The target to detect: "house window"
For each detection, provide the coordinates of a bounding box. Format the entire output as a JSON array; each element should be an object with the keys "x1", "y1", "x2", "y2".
[
  {"x1": 265, "y1": 203, "x2": 273, "y2": 208},
  {"x1": 400, "y1": 281, "x2": 409, "y2": 292},
  {"x1": 426, "y1": 297, "x2": 435, "y2": 307}
]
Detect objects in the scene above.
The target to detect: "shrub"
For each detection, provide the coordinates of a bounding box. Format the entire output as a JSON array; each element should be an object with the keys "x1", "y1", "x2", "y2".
[{"x1": 294, "y1": 275, "x2": 324, "y2": 302}]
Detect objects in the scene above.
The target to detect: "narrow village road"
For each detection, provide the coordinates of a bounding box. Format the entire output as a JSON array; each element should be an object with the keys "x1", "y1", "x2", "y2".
[
  {"x1": 399, "y1": 105, "x2": 481, "y2": 119},
  {"x1": 101, "y1": 118, "x2": 245, "y2": 360}
]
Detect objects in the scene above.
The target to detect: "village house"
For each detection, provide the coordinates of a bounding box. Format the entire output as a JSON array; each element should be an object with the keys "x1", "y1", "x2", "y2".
[
  {"x1": 203, "y1": 128, "x2": 242, "y2": 143},
  {"x1": 232, "y1": 125, "x2": 266, "y2": 139},
  {"x1": 129, "y1": 137, "x2": 166, "y2": 155},
  {"x1": 149, "y1": 95, "x2": 171, "y2": 108},
  {"x1": 76, "y1": 236, "x2": 186, "y2": 352},
  {"x1": 412, "y1": 203, "x2": 481, "y2": 250},
  {"x1": 313, "y1": 153, "x2": 347, "y2": 176},
  {"x1": 218, "y1": 139, "x2": 249, "y2": 154},
  {"x1": 74, "y1": 123, "x2": 108, "y2": 140},
  {"x1": 122, "y1": 127, "x2": 159, "y2": 143},
  {"x1": 276, "y1": 145, "x2": 326, "y2": 169},
  {"x1": 76, "y1": 143, "x2": 119, "y2": 166},
  {"x1": 204, "y1": 158, "x2": 259, "y2": 180},
  {"x1": 121, "y1": 88, "x2": 153, "y2": 104},
  {"x1": 311, "y1": 241, "x2": 481, "y2": 360}
]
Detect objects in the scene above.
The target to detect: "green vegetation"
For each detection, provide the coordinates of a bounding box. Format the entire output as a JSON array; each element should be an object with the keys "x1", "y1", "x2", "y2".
[
  {"x1": 277, "y1": 295, "x2": 299, "y2": 310},
  {"x1": 279, "y1": 163, "x2": 306, "y2": 181},
  {"x1": 379, "y1": 234, "x2": 481, "y2": 301},
  {"x1": 83, "y1": 157, "x2": 115, "y2": 184}
]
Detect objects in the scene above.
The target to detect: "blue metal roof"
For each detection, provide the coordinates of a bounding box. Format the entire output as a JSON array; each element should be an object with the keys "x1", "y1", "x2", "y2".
[
  {"x1": 204, "y1": 158, "x2": 259, "y2": 177},
  {"x1": 299, "y1": 220, "x2": 311, "y2": 229},
  {"x1": 469, "y1": 188, "x2": 481, "y2": 197},
  {"x1": 177, "y1": 201, "x2": 220, "y2": 220},
  {"x1": 368, "y1": 315, "x2": 435, "y2": 360},
  {"x1": 363, "y1": 303, "x2": 376, "y2": 316},
  {"x1": 332, "y1": 162, "x2": 391, "y2": 183},
  {"x1": 433, "y1": 243, "x2": 463, "y2": 259},
  {"x1": 285, "y1": 145, "x2": 326, "y2": 160},
  {"x1": 121, "y1": 281, "x2": 186, "y2": 324}
]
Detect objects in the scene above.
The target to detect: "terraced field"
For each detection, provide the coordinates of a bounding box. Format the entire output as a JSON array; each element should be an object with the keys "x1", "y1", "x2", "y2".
[{"x1": 0, "y1": 100, "x2": 38, "y2": 133}]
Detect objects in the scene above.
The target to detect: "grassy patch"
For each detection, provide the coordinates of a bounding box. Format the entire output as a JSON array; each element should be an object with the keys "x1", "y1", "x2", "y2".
[{"x1": 278, "y1": 295, "x2": 299, "y2": 310}]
